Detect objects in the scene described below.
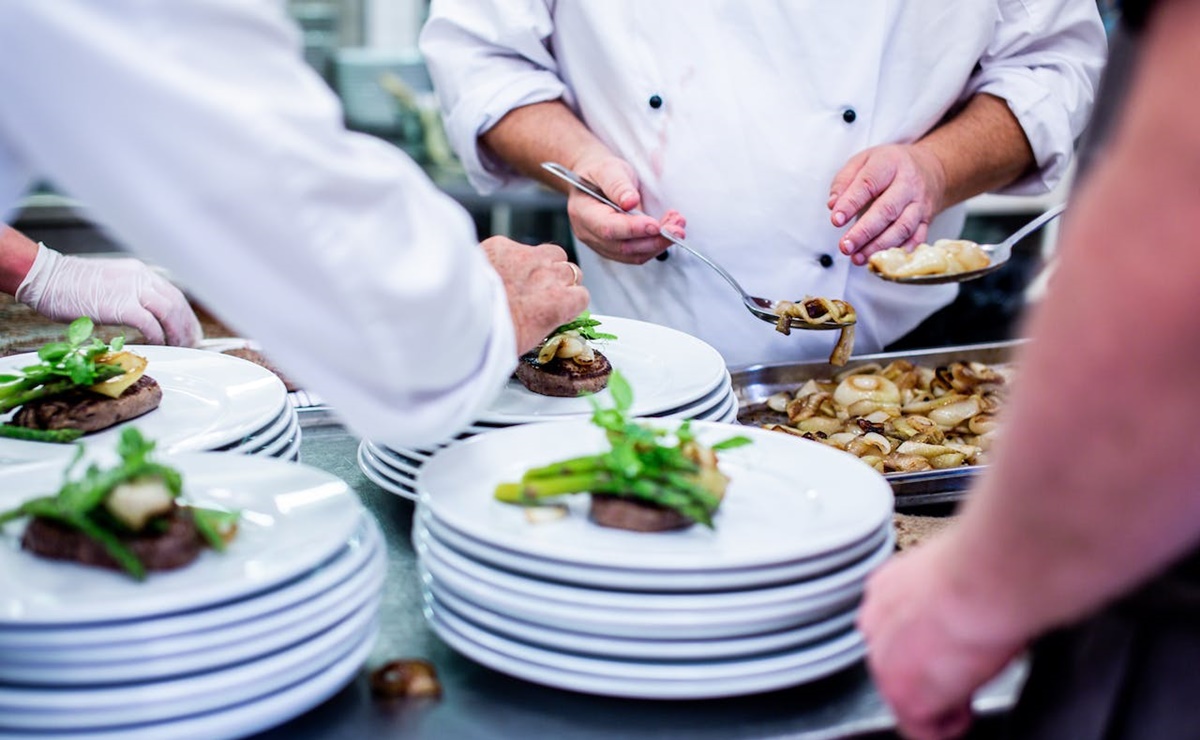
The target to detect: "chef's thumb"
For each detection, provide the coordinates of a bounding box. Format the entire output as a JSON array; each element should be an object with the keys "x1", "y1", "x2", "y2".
[{"x1": 595, "y1": 162, "x2": 641, "y2": 211}]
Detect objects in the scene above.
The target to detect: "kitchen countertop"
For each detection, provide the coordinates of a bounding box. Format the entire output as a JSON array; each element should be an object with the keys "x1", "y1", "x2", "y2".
[{"x1": 251, "y1": 420, "x2": 1025, "y2": 740}]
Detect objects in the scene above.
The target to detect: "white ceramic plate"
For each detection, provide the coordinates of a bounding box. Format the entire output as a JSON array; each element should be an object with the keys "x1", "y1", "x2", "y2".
[
  {"x1": 242, "y1": 412, "x2": 300, "y2": 458},
  {"x1": 419, "y1": 420, "x2": 893, "y2": 571},
  {"x1": 0, "y1": 346, "x2": 287, "y2": 460},
  {"x1": 0, "y1": 453, "x2": 364, "y2": 624},
  {"x1": 0, "y1": 627, "x2": 374, "y2": 740},
  {"x1": 420, "y1": 507, "x2": 891, "y2": 592},
  {"x1": 480, "y1": 316, "x2": 726, "y2": 424},
  {"x1": 427, "y1": 603, "x2": 865, "y2": 700},
  {"x1": 420, "y1": 555, "x2": 867, "y2": 641},
  {"x1": 223, "y1": 404, "x2": 292, "y2": 453},
  {"x1": 429, "y1": 593, "x2": 863, "y2": 682},
  {"x1": 0, "y1": 607, "x2": 378, "y2": 728},
  {"x1": 0, "y1": 539, "x2": 385, "y2": 684},
  {"x1": 0, "y1": 514, "x2": 380, "y2": 650},
  {"x1": 652, "y1": 373, "x2": 732, "y2": 420},
  {"x1": 276, "y1": 431, "x2": 302, "y2": 463},
  {"x1": 426, "y1": 581, "x2": 859, "y2": 661},
  {"x1": 366, "y1": 440, "x2": 422, "y2": 479},
  {"x1": 357, "y1": 442, "x2": 417, "y2": 501},
  {"x1": 417, "y1": 521, "x2": 888, "y2": 613}
]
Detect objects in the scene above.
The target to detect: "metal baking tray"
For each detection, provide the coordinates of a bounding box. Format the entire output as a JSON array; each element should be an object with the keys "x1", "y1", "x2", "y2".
[{"x1": 731, "y1": 340, "x2": 1021, "y2": 508}]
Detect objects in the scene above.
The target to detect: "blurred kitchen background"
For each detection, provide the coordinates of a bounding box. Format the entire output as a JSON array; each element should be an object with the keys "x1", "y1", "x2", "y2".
[{"x1": 10, "y1": 0, "x2": 1122, "y2": 351}]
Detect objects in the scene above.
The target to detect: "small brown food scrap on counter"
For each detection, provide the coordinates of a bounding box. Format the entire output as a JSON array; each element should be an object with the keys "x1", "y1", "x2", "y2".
[
  {"x1": 370, "y1": 659, "x2": 443, "y2": 699},
  {"x1": 772, "y1": 297, "x2": 857, "y2": 366}
]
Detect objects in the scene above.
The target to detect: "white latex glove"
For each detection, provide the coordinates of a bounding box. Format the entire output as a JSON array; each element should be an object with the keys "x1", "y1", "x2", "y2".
[{"x1": 15, "y1": 243, "x2": 202, "y2": 346}]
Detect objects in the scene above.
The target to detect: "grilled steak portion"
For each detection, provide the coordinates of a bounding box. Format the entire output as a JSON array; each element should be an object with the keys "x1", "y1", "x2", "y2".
[
  {"x1": 514, "y1": 351, "x2": 612, "y2": 398},
  {"x1": 589, "y1": 494, "x2": 694, "y2": 532},
  {"x1": 22, "y1": 508, "x2": 204, "y2": 573},
  {"x1": 12, "y1": 375, "x2": 162, "y2": 433}
]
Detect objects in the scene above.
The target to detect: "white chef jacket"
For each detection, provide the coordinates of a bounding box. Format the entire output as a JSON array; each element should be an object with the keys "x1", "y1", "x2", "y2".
[
  {"x1": 0, "y1": 0, "x2": 517, "y2": 449},
  {"x1": 421, "y1": 1, "x2": 1106, "y2": 368}
]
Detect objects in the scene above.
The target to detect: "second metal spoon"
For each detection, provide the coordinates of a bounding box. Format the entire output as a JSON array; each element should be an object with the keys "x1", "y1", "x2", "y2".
[{"x1": 872, "y1": 202, "x2": 1067, "y2": 285}]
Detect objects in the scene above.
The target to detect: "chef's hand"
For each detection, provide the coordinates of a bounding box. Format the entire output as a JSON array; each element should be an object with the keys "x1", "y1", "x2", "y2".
[
  {"x1": 481, "y1": 237, "x2": 590, "y2": 356},
  {"x1": 828, "y1": 144, "x2": 947, "y2": 265},
  {"x1": 858, "y1": 536, "x2": 1025, "y2": 740},
  {"x1": 15, "y1": 243, "x2": 202, "y2": 346},
  {"x1": 567, "y1": 154, "x2": 685, "y2": 264}
]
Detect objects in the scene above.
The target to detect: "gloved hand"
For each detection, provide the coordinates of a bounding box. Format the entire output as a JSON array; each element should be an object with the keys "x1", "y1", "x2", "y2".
[{"x1": 15, "y1": 243, "x2": 202, "y2": 346}]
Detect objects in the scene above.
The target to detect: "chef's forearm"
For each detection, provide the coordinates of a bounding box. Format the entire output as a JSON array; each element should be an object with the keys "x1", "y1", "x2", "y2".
[
  {"x1": 935, "y1": 0, "x2": 1200, "y2": 645},
  {"x1": 480, "y1": 100, "x2": 614, "y2": 193},
  {"x1": 913, "y1": 93, "x2": 1035, "y2": 210},
  {"x1": 0, "y1": 226, "x2": 38, "y2": 295}
]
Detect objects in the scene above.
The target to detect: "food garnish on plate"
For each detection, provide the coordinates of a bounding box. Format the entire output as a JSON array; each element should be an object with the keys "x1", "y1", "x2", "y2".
[
  {"x1": 0, "y1": 427, "x2": 240, "y2": 580},
  {"x1": 514, "y1": 312, "x2": 617, "y2": 397},
  {"x1": 867, "y1": 239, "x2": 990, "y2": 279},
  {"x1": 0, "y1": 317, "x2": 160, "y2": 443},
  {"x1": 772, "y1": 297, "x2": 857, "y2": 367},
  {"x1": 495, "y1": 371, "x2": 751, "y2": 532}
]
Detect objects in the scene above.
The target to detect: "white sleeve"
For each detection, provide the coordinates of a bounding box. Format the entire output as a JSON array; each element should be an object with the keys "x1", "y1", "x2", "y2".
[
  {"x1": 0, "y1": 0, "x2": 517, "y2": 449},
  {"x1": 420, "y1": 0, "x2": 565, "y2": 195},
  {"x1": 966, "y1": 0, "x2": 1108, "y2": 195}
]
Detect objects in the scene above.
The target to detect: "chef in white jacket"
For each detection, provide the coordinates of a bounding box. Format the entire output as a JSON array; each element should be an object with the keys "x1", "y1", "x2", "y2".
[
  {"x1": 0, "y1": 0, "x2": 587, "y2": 449},
  {"x1": 420, "y1": 2, "x2": 1106, "y2": 368}
]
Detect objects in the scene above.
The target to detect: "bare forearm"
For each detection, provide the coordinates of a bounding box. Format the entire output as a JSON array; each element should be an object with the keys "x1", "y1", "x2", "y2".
[
  {"x1": 0, "y1": 226, "x2": 39, "y2": 295},
  {"x1": 944, "y1": 0, "x2": 1200, "y2": 642},
  {"x1": 480, "y1": 100, "x2": 615, "y2": 194},
  {"x1": 914, "y1": 93, "x2": 1035, "y2": 210}
]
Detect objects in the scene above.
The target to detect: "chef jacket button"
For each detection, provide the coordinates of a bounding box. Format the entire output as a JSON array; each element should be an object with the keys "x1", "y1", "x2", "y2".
[
  {"x1": 656, "y1": 250, "x2": 670, "y2": 261},
  {"x1": 649, "y1": 94, "x2": 663, "y2": 109},
  {"x1": 818, "y1": 253, "x2": 834, "y2": 268},
  {"x1": 842, "y1": 108, "x2": 857, "y2": 124}
]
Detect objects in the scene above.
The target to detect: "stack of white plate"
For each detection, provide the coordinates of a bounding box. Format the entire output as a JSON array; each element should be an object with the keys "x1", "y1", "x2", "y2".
[
  {"x1": 359, "y1": 315, "x2": 735, "y2": 499},
  {"x1": 0, "y1": 346, "x2": 301, "y2": 465},
  {"x1": 0, "y1": 453, "x2": 384, "y2": 739},
  {"x1": 412, "y1": 419, "x2": 894, "y2": 699}
]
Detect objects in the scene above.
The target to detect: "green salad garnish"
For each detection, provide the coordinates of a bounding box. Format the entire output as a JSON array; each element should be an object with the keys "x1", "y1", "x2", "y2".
[
  {"x1": 0, "y1": 317, "x2": 129, "y2": 443},
  {"x1": 495, "y1": 371, "x2": 751, "y2": 527},
  {"x1": 0, "y1": 428, "x2": 237, "y2": 580}
]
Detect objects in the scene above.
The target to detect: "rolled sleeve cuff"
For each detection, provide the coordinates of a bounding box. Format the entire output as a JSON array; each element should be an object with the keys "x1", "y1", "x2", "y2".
[
  {"x1": 968, "y1": 70, "x2": 1073, "y2": 196},
  {"x1": 444, "y1": 71, "x2": 567, "y2": 195}
]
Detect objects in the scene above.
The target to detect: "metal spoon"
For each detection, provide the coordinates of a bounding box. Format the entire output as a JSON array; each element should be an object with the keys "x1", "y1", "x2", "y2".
[
  {"x1": 872, "y1": 202, "x2": 1067, "y2": 285},
  {"x1": 541, "y1": 162, "x2": 852, "y2": 331}
]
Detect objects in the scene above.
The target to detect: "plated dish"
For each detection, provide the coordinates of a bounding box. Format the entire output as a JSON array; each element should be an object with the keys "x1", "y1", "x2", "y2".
[
  {"x1": 0, "y1": 452, "x2": 362, "y2": 624},
  {"x1": 480, "y1": 315, "x2": 727, "y2": 424},
  {"x1": 418, "y1": 418, "x2": 893, "y2": 571}
]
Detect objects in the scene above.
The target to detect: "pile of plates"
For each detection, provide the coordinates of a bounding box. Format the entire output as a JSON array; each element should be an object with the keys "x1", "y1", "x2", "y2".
[
  {"x1": 359, "y1": 315, "x2": 735, "y2": 499},
  {"x1": 0, "y1": 346, "x2": 300, "y2": 465},
  {"x1": 412, "y1": 419, "x2": 894, "y2": 699},
  {"x1": 0, "y1": 453, "x2": 384, "y2": 739}
]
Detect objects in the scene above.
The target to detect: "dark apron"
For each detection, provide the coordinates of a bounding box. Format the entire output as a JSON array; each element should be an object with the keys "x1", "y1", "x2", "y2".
[
  {"x1": 1005, "y1": 9, "x2": 1200, "y2": 736},
  {"x1": 1007, "y1": 551, "x2": 1200, "y2": 739}
]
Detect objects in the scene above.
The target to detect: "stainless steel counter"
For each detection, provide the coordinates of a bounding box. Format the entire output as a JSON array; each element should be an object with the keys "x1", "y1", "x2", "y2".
[{"x1": 249, "y1": 421, "x2": 1024, "y2": 740}]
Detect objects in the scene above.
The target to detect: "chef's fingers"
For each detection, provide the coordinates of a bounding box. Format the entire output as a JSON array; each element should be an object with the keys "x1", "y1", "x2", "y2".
[
  {"x1": 844, "y1": 208, "x2": 926, "y2": 263},
  {"x1": 830, "y1": 156, "x2": 898, "y2": 230},
  {"x1": 827, "y1": 149, "x2": 870, "y2": 210},
  {"x1": 845, "y1": 202, "x2": 928, "y2": 264},
  {"x1": 142, "y1": 275, "x2": 202, "y2": 347},
  {"x1": 535, "y1": 241, "x2": 571, "y2": 263},
  {"x1": 568, "y1": 192, "x2": 661, "y2": 239},
  {"x1": 894, "y1": 702, "x2": 973, "y2": 740},
  {"x1": 118, "y1": 304, "x2": 168, "y2": 345}
]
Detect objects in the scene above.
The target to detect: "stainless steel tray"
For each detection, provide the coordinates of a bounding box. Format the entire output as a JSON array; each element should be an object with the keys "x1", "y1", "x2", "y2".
[{"x1": 731, "y1": 341, "x2": 1022, "y2": 508}]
